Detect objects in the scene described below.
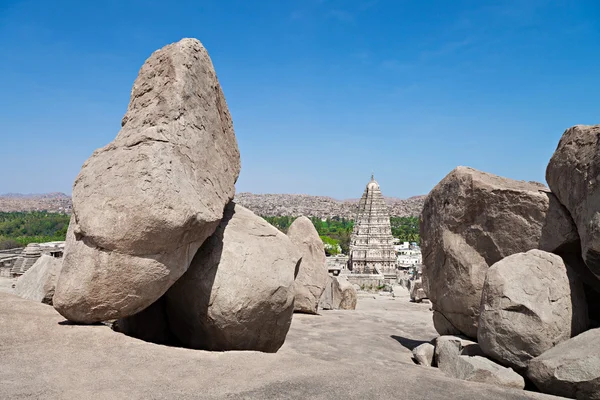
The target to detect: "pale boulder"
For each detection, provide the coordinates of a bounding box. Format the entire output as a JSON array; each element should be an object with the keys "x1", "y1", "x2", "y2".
[
  {"x1": 337, "y1": 276, "x2": 358, "y2": 310},
  {"x1": 412, "y1": 342, "x2": 435, "y2": 367},
  {"x1": 528, "y1": 328, "x2": 600, "y2": 399},
  {"x1": 15, "y1": 255, "x2": 62, "y2": 305},
  {"x1": 318, "y1": 275, "x2": 357, "y2": 311},
  {"x1": 421, "y1": 166, "x2": 564, "y2": 338},
  {"x1": 54, "y1": 38, "x2": 240, "y2": 323},
  {"x1": 435, "y1": 336, "x2": 523, "y2": 390},
  {"x1": 287, "y1": 216, "x2": 328, "y2": 314},
  {"x1": 165, "y1": 203, "x2": 300, "y2": 352},
  {"x1": 478, "y1": 250, "x2": 588, "y2": 371}
]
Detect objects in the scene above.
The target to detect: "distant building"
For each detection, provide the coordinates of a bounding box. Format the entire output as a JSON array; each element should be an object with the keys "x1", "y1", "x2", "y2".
[{"x1": 348, "y1": 175, "x2": 396, "y2": 275}]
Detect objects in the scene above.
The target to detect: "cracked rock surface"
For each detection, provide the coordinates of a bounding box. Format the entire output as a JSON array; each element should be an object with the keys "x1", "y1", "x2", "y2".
[{"x1": 53, "y1": 38, "x2": 240, "y2": 323}]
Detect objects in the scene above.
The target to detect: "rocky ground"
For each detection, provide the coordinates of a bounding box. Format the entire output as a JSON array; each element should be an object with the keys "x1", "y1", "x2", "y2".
[{"x1": 0, "y1": 284, "x2": 559, "y2": 400}]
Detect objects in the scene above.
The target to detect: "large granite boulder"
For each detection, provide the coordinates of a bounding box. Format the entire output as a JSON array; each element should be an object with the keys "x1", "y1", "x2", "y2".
[
  {"x1": 165, "y1": 203, "x2": 300, "y2": 352},
  {"x1": 527, "y1": 328, "x2": 600, "y2": 399},
  {"x1": 53, "y1": 38, "x2": 240, "y2": 323},
  {"x1": 547, "y1": 124, "x2": 600, "y2": 280},
  {"x1": 435, "y1": 336, "x2": 524, "y2": 389},
  {"x1": 421, "y1": 166, "x2": 568, "y2": 338},
  {"x1": 478, "y1": 250, "x2": 588, "y2": 371},
  {"x1": 15, "y1": 255, "x2": 62, "y2": 305},
  {"x1": 287, "y1": 216, "x2": 328, "y2": 314}
]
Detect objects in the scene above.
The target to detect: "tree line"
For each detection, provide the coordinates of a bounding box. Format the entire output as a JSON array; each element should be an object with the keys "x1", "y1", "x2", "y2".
[{"x1": 0, "y1": 211, "x2": 70, "y2": 250}]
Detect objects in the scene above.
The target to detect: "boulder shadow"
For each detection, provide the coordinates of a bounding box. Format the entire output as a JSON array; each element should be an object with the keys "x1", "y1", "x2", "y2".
[{"x1": 390, "y1": 335, "x2": 429, "y2": 351}]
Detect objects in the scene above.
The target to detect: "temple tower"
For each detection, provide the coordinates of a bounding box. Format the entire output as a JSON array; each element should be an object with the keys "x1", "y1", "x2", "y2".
[{"x1": 348, "y1": 175, "x2": 396, "y2": 275}]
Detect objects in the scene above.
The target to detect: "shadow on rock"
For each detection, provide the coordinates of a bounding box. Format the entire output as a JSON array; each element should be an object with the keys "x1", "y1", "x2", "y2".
[{"x1": 391, "y1": 335, "x2": 429, "y2": 351}]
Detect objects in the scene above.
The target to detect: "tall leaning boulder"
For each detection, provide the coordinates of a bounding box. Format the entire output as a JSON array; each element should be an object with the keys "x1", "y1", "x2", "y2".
[
  {"x1": 15, "y1": 255, "x2": 62, "y2": 305},
  {"x1": 287, "y1": 216, "x2": 328, "y2": 314},
  {"x1": 547, "y1": 124, "x2": 600, "y2": 280},
  {"x1": 478, "y1": 250, "x2": 588, "y2": 371},
  {"x1": 53, "y1": 38, "x2": 241, "y2": 323},
  {"x1": 165, "y1": 203, "x2": 301, "y2": 352},
  {"x1": 421, "y1": 166, "x2": 571, "y2": 338}
]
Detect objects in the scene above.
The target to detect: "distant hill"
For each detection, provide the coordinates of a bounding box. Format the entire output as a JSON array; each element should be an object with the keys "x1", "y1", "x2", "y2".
[
  {"x1": 234, "y1": 193, "x2": 425, "y2": 218},
  {"x1": 0, "y1": 193, "x2": 72, "y2": 213},
  {"x1": 0, "y1": 192, "x2": 425, "y2": 217}
]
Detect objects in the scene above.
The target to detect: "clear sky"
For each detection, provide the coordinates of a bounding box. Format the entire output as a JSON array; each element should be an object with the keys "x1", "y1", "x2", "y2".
[{"x1": 1, "y1": 0, "x2": 599, "y2": 199}]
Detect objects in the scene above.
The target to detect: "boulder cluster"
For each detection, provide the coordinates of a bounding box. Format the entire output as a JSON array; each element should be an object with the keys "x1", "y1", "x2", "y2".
[
  {"x1": 420, "y1": 126, "x2": 600, "y2": 398},
  {"x1": 19, "y1": 38, "x2": 339, "y2": 353}
]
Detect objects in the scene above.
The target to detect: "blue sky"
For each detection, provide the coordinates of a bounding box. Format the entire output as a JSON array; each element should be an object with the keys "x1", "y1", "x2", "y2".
[{"x1": 1, "y1": 0, "x2": 599, "y2": 199}]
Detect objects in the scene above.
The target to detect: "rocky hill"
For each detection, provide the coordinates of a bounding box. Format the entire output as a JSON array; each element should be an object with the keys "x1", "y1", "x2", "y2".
[
  {"x1": 0, "y1": 192, "x2": 424, "y2": 217},
  {"x1": 0, "y1": 193, "x2": 72, "y2": 213},
  {"x1": 234, "y1": 193, "x2": 425, "y2": 218}
]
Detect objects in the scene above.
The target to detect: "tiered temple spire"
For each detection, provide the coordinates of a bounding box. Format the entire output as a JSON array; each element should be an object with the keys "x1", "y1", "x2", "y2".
[{"x1": 348, "y1": 175, "x2": 396, "y2": 275}]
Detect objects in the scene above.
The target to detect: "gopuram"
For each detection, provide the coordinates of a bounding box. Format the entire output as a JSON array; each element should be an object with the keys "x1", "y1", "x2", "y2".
[{"x1": 348, "y1": 175, "x2": 396, "y2": 275}]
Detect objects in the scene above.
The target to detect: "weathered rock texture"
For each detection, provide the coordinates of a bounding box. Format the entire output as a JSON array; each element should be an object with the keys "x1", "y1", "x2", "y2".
[
  {"x1": 15, "y1": 255, "x2": 62, "y2": 305},
  {"x1": 319, "y1": 275, "x2": 358, "y2": 311},
  {"x1": 165, "y1": 203, "x2": 300, "y2": 352},
  {"x1": 287, "y1": 216, "x2": 328, "y2": 314},
  {"x1": 547, "y1": 124, "x2": 600, "y2": 280},
  {"x1": 435, "y1": 336, "x2": 524, "y2": 389},
  {"x1": 53, "y1": 38, "x2": 240, "y2": 323},
  {"x1": 528, "y1": 328, "x2": 600, "y2": 399},
  {"x1": 421, "y1": 166, "x2": 566, "y2": 338},
  {"x1": 478, "y1": 250, "x2": 588, "y2": 371}
]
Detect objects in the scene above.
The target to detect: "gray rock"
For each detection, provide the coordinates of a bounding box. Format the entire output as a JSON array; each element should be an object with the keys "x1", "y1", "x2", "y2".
[
  {"x1": 435, "y1": 336, "x2": 524, "y2": 390},
  {"x1": 412, "y1": 342, "x2": 435, "y2": 366},
  {"x1": 15, "y1": 255, "x2": 62, "y2": 305},
  {"x1": 337, "y1": 276, "x2": 358, "y2": 310},
  {"x1": 319, "y1": 275, "x2": 357, "y2": 311},
  {"x1": 53, "y1": 38, "x2": 240, "y2": 323},
  {"x1": 165, "y1": 203, "x2": 300, "y2": 352},
  {"x1": 410, "y1": 280, "x2": 427, "y2": 302},
  {"x1": 421, "y1": 166, "x2": 563, "y2": 338},
  {"x1": 547, "y1": 124, "x2": 600, "y2": 281},
  {"x1": 478, "y1": 250, "x2": 588, "y2": 371},
  {"x1": 287, "y1": 216, "x2": 328, "y2": 314},
  {"x1": 527, "y1": 328, "x2": 600, "y2": 399}
]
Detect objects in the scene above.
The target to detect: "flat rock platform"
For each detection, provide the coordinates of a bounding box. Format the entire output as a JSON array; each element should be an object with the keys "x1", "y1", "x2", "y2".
[{"x1": 0, "y1": 287, "x2": 561, "y2": 399}]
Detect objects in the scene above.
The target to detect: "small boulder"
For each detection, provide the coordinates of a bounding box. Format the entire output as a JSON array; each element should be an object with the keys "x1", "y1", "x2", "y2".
[
  {"x1": 165, "y1": 203, "x2": 300, "y2": 352},
  {"x1": 421, "y1": 166, "x2": 567, "y2": 338},
  {"x1": 337, "y1": 276, "x2": 358, "y2": 310},
  {"x1": 435, "y1": 336, "x2": 523, "y2": 390},
  {"x1": 319, "y1": 275, "x2": 357, "y2": 311},
  {"x1": 287, "y1": 216, "x2": 328, "y2": 314},
  {"x1": 412, "y1": 342, "x2": 435, "y2": 367},
  {"x1": 53, "y1": 38, "x2": 241, "y2": 323},
  {"x1": 547, "y1": 124, "x2": 600, "y2": 279},
  {"x1": 527, "y1": 328, "x2": 600, "y2": 399},
  {"x1": 409, "y1": 280, "x2": 427, "y2": 302},
  {"x1": 15, "y1": 255, "x2": 62, "y2": 305},
  {"x1": 478, "y1": 250, "x2": 588, "y2": 371}
]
